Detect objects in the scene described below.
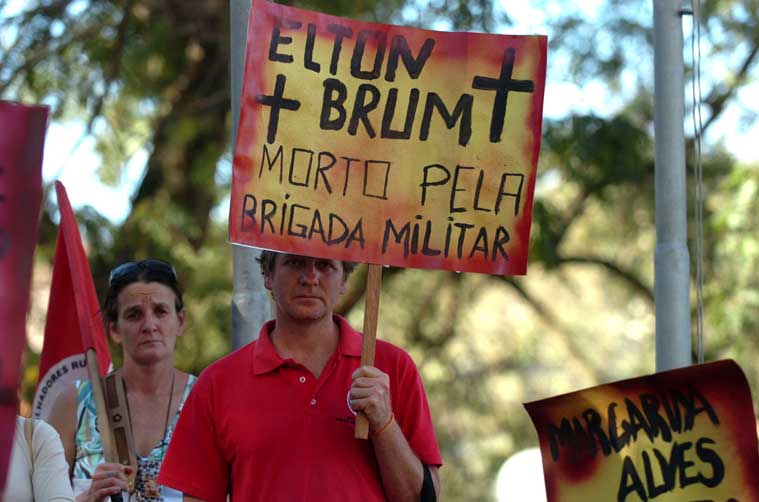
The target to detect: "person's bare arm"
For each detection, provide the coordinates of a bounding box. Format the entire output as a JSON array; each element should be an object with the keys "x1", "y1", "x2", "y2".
[
  {"x1": 183, "y1": 496, "x2": 207, "y2": 501},
  {"x1": 350, "y1": 366, "x2": 441, "y2": 501},
  {"x1": 370, "y1": 419, "x2": 441, "y2": 500},
  {"x1": 47, "y1": 384, "x2": 79, "y2": 476}
]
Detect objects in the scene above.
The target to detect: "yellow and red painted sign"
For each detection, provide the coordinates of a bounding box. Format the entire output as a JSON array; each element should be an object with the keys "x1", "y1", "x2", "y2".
[
  {"x1": 230, "y1": 0, "x2": 547, "y2": 275},
  {"x1": 525, "y1": 360, "x2": 759, "y2": 502}
]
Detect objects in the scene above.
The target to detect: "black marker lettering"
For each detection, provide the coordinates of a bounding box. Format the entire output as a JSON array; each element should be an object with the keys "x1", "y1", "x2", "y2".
[
  {"x1": 385, "y1": 36, "x2": 435, "y2": 81},
  {"x1": 472, "y1": 47, "x2": 535, "y2": 143},
  {"x1": 255, "y1": 74, "x2": 301, "y2": 144}
]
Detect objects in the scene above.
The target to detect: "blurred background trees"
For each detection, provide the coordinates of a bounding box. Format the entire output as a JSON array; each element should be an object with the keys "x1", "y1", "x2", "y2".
[{"x1": 2, "y1": 0, "x2": 758, "y2": 499}]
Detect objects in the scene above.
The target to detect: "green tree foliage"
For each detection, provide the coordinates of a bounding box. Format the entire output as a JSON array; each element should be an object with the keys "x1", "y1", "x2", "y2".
[
  {"x1": 704, "y1": 163, "x2": 759, "y2": 401},
  {"x1": 3, "y1": 0, "x2": 758, "y2": 499}
]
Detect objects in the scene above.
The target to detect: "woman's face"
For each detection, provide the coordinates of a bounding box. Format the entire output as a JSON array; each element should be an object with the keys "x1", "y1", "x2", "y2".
[{"x1": 109, "y1": 281, "x2": 184, "y2": 366}]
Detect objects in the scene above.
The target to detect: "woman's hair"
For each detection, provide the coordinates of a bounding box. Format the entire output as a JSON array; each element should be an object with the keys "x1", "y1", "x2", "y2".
[
  {"x1": 103, "y1": 259, "x2": 184, "y2": 325},
  {"x1": 257, "y1": 250, "x2": 356, "y2": 279}
]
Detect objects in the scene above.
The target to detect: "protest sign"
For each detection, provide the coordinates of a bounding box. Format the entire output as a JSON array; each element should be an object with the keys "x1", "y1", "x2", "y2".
[
  {"x1": 32, "y1": 181, "x2": 112, "y2": 420},
  {"x1": 525, "y1": 360, "x2": 759, "y2": 502},
  {"x1": 0, "y1": 100, "x2": 48, "y2": 493},
  {"x1": 230, "y1": 0, "x2": 547, "y2": 275}
]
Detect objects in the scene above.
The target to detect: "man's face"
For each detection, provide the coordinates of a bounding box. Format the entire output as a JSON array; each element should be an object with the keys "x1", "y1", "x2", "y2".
[
  {"x1": 109, "y1": 281, "x2": 185, "y2": 365},
  {"x1": 264, "y1": 254, "x2": 347, "y2": 323}
]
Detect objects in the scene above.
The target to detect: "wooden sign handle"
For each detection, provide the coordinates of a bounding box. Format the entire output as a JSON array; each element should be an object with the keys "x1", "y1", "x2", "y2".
[
  {"x1": 355, "y1": 264, "x2": 383, "y2": 439},
  {"x1": 102, "y1": 370, "x2": 138, "y2": 487},
  {"x1": 86, "y1": 350, "x2": 136, "y2": 497},
  {"x1": 85, "y1": 350, "x2": 117, "y2": 457}
]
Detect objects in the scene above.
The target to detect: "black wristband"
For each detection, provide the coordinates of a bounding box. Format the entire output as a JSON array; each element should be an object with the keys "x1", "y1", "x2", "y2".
[{"x1": 421, "y1": 464, "x2": 436, "y2": 502}]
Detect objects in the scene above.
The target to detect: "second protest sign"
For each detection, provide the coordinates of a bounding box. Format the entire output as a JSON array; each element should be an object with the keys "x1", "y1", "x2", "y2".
[{"x1": 525, "y1": 360, "x2": 759, "y2": 502}]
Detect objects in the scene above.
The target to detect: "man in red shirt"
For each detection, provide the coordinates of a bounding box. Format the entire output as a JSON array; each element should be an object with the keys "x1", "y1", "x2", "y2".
[{"x1": 158, "y1": 252, "x2": 441, "y2": 501}]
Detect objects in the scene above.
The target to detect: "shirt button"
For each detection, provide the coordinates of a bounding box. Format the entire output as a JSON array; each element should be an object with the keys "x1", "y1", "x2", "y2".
[
  {"x1": 299, "y1": 376, "x2": 306, "y2": 383},
  {"x1": 310, "y1": 398, "x2": 317, "y2": 406}
]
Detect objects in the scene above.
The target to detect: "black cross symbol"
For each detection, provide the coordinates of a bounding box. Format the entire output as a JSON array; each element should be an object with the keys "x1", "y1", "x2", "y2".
[
  {"x1": 472, "y1": 47, "x2": 535, "y2": 143},
  {"x1": 255, "y1": 74, "x2": 301, "y2": 144}
]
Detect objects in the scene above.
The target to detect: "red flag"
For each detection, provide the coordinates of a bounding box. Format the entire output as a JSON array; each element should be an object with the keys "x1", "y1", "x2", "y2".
[
  {"x1": 0, "y1": 100, "x2": 48, "y2": 494},
  {"x1": 32, "y1": 181, "x2": 111, "y2": 420}
]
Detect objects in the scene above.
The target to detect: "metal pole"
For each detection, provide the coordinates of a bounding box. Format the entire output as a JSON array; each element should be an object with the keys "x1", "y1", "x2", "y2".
[
  {"x1": 653, "y1": 0, "x2": 691, "y2": 371},
  {"x1": 230, "y1": 0, "x2": 270, "y2": 347}
]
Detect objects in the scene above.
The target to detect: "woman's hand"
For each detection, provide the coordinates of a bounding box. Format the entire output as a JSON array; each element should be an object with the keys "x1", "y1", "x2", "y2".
[{"x1": 78, "y1": 463, "x2": 133, "y2": 502}]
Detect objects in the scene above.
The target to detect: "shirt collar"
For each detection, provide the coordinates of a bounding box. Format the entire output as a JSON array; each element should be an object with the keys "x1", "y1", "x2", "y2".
[
  {"x1": 251, "y1": 315, "x2": 362, "y2": 375},
  {"x1": 251, "y1": 319, "x2": 281, "y2": 375},
  {"x1": 335, "y1": 315, "x2": 362, "y2": 357}
]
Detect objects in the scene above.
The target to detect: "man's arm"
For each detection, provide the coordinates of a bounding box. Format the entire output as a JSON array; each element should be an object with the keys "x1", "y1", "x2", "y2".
[
  {"x1": 370, "y1": 419, "x2": 441, "y2": 500},
  {"x1": 350, "y1": 366, "x2": 441, "y2": 501}
]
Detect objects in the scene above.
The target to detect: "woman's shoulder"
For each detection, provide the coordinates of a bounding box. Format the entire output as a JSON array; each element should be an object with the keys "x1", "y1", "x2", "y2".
[
  {"x1": 17, "y1": 417, "x2": 65, "y2": 454},
  {"x1": 30, "y1": 418, "x2": 63, "y2": 443},
  {"x1": 179, "y1": 370, "x2": 197, "y2": 391}
]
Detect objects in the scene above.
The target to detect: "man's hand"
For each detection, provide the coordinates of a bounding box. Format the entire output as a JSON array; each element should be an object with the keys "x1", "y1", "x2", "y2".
[
  {"x1": 77, "y1": 462, "x2": 132, "y2": 502},
  {"x1": 349, "y1": 366, "x2": 393, "y2": 431}
]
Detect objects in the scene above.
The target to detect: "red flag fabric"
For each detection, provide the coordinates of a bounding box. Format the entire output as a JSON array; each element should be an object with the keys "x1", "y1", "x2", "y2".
[
  {"x1": 32, "y1": 181, "x2": 111, "y2": 420},
  {"x1": 0, "y1": 100, "x2": 48, "y2": 494}
]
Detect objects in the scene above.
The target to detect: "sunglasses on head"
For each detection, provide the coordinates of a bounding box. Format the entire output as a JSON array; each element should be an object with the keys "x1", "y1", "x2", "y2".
[{"x1": 108, "y1": 259, "x2": 178, "y2": 287}]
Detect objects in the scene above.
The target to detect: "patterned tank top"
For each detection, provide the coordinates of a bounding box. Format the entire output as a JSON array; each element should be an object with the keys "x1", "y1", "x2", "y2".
[{"x1": 73, "y1": 375, "x2": 196, "y2": 502}]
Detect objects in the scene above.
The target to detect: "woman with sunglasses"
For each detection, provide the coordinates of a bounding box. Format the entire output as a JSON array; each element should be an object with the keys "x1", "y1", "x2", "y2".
[{"x1": 49, "y1": 259, "x2": 196, "y2": 502}]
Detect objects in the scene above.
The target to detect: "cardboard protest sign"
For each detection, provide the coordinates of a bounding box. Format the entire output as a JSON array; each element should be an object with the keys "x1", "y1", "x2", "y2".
[
  {"x1": 33, "y1": 181, "x2": 112, "y2": 420},
  {"x1": 230, "y1": 0, "x2": 547, "y2": 275},
  {"x1": 0, "y1": 100, "x2": 48, "y2": 493},
  {"x1": 525, "y1": 360, "x2": 759, "y2": 502}
]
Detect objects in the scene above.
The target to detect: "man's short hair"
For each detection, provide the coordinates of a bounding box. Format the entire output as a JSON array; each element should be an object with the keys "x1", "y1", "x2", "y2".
[{"x1": 257, "y1": 250, "x2": 356, "y2": 279}]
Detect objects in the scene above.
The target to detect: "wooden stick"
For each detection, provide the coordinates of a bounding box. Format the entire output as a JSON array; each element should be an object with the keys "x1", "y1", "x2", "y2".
[
  {"x1": 85, "y1": 350, "x2": 117, "y2": 458},
  {"x1": 355, "y1": 264, "x2": 383, "y2": 439},
  {"x1": 86, "y1": 350, "x2": 135, "y2": 497},
  {"x1": 102, "y1": 370, "x2": 138, "y2": 488}
]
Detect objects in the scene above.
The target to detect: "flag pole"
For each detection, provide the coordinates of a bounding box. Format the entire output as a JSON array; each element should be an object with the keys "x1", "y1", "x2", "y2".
[
  {"x1": 230, "y1": 0, "x2": 270, "y2": 348},
  {"x1": 84, "y1": 351, "x2": 118, "y2": 458},
  {"x1": 653, "y1": 1, "x2": 692, "y2": 372}
]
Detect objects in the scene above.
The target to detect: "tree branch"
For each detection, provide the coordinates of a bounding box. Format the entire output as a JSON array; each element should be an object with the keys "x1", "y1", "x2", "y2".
[
  {"x1": 488, "y1": 275, "x2": 603, "y2": 383},
  {"x1": 558, "y1": 254, "x2": 654, "y2": 303},
  {"x1": 82, "y1": 1, "x2": 134, "y2": 136},
  {"x1": 702, "y1": 41, "x2": 759, "y2": 134}
]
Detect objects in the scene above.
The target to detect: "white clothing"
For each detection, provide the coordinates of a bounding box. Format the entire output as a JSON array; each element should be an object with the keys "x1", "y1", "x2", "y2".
[{"x1": 3, "y1": 416, "x2": 74, "y2": 502}]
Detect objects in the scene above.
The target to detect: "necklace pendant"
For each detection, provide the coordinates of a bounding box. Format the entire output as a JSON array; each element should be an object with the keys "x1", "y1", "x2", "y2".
[{"x1": 145, "y1": 478, "x2": 162, "y2": 498}]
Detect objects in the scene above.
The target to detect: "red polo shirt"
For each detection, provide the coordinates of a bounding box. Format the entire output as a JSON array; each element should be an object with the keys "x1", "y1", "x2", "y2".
[{"x1": 158, "y1": 315, "x2": 441, "y2": 502}]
